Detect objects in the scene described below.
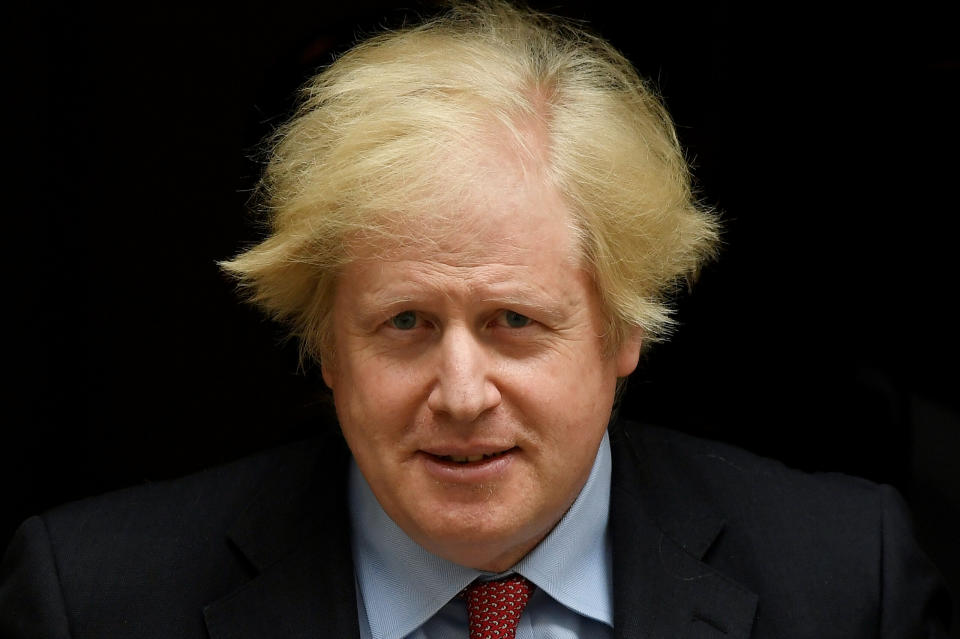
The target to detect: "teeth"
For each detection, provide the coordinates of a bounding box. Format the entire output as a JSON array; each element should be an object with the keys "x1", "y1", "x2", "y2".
[{"x1": 441, "y1": 451, "x2": 506, "y2": 463}]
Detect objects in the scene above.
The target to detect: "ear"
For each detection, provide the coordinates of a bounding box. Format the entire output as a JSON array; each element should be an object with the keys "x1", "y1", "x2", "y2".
[
  {"x1": 614, "y1": 327, "x2": 643, "y2": 377},
  {"x1": 321, "y1": 360, "x2": 336, "y2": 389}
]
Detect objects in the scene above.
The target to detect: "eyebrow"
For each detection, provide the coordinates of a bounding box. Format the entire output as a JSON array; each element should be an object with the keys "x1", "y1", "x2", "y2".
[{"x1": 478, "y1": 294, "x2": 566, "y2": 324}]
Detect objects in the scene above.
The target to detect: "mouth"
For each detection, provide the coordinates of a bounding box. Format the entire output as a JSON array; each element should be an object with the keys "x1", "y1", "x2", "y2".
[
  {"x1": 421, "y1": 446, "x2": 517, "y2": 467},
  {"x1": 420, "y1": 446, "x2": 516, "y2": 481},
  {"x1": 434, "y1": 450, "x2": 511, "y2": 464}
]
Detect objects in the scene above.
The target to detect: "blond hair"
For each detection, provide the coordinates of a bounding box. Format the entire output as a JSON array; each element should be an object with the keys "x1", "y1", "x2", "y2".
[{"x1": 221, "y1": 0, "x2": 719, "y2": 362}]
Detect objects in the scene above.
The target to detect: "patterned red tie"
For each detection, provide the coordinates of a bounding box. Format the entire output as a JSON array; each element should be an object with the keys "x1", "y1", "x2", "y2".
[{"x1": 463, "y1": 575, "x2": 533, "y2": 639}]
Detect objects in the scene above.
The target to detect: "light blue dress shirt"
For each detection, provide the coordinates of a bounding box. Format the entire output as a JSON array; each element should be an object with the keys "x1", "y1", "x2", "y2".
[{"x1": 349, "y1": 432, "x2": 614, "y2": 639}]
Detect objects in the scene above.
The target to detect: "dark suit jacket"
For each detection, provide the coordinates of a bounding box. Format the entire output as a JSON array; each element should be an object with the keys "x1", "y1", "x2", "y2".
[{"x1": 0, "y1": 423, "x2": 951, "y2": 638}]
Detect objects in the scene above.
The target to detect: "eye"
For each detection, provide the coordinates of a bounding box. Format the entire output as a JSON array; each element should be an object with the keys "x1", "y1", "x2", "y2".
[
  {"x1": 502, "y1": 310, "x2": 532, "y2": 328},
  {"x1": 389, "y1": 310, "x2": 418, "y2": 330}
]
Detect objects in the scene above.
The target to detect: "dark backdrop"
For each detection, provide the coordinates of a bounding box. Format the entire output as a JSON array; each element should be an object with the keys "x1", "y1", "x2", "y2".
[{"x1": 14, "y1": 1, "x2": 959, "y2": 628}]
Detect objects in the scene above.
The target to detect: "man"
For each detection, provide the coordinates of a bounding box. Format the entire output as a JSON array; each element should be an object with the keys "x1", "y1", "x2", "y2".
[{"x1": 1, "y1": 2, "x2": 951, "y2": 638}]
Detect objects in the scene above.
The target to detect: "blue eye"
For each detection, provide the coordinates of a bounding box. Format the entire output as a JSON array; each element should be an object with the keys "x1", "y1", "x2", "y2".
[
  {"x1": 390, "y1": 311, "x2": 418, "y2": 330},
  {"x1": 504, "y1": 310, "x2": 531, "y2": 328}
]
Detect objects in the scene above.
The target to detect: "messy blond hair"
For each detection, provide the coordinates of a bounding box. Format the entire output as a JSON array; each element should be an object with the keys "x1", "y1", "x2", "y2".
[{"x1": 221, "y1": 0, "x2": 719, "y2": 363}]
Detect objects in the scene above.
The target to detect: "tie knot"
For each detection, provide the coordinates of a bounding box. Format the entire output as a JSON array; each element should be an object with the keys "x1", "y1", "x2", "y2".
[{"x1": 463, "y1": 575, "x2": 533, "y2": 639}]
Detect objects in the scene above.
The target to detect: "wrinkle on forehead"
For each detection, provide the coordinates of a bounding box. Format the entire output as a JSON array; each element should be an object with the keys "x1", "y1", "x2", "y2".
[{"x1": 356, "y1": 224, "x2": 574, "y2": 271}]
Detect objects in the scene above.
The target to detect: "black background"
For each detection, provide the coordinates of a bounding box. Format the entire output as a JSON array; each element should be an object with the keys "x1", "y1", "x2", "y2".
[{"x1": 14, "y1": 0, "x2": 959, "y2": 628}]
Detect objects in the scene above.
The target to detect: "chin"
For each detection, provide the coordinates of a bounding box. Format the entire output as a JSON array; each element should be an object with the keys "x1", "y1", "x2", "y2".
[{"x1": 406, "y1": 503, "x2": 548, "y2": 569}]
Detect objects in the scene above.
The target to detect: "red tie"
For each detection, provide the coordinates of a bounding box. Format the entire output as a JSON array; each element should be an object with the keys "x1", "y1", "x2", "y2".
[{"x1": 463, "y1": 575, "x2": 533, "y2": 639}]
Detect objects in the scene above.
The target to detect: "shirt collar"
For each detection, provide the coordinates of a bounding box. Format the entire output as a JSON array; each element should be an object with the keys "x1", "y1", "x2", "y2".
[{"x1": 349, "y1": 431, "x2": 613, "y2": 639}]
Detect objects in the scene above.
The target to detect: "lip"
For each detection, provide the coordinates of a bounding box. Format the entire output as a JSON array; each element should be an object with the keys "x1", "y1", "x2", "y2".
[
  {"x1": 421, "y1": 442, "x2": 516, "y2": 457},
  {"x1": 418, "y1": 447, "x2": 517, "y2": 483}
]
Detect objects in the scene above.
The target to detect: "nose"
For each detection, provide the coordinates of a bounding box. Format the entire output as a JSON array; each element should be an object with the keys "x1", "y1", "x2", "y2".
[{"x1": 427, "y1": 326, "x2": 501, "y2": 422}]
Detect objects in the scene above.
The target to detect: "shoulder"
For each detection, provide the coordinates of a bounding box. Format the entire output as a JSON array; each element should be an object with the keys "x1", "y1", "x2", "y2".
[
  {"x1": 616, "y1": 422, "x2": 903, "y2": 562},
  {"x1": 0, "y1": 434, "x2": 344, "y2": 638},
  {"x1": 38, "y1": 436, "x2": 325, "y2": 561},
  {"x1": 625, "y1": 422, "x2": 882, "y2": 511},
  {"x1": 611, "y1": 422, "x2": 952, "y2": 637}
]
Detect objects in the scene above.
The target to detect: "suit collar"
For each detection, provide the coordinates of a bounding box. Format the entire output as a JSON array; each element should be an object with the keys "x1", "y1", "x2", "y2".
[
  {"x1": 609, "y1": 422, "x2": 758, "y2": 639},
  {"x1": 204, "y1": 432, "x2": 361, "y2": 639}
]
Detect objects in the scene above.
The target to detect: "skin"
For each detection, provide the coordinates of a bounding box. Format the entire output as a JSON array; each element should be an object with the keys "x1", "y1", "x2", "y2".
[{"x1": 322, "y1": 152, "x2": 641, "y2": 572}]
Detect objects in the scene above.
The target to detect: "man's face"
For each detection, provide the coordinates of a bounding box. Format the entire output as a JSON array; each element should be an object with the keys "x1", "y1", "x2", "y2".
[{"x1": 323, "y1": 158, "x2": 641, "y2": 571}]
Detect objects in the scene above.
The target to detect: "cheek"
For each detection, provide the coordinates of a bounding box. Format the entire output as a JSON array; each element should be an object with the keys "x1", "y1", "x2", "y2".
[
  {"x1": 510, "y1": 358, "x2": 616, "y2": 451},
  {"x1": 334, "y1": 357, "x2": 429, "y2": 435},
  {"x1": 519, "y1": 349, "x2": 616, "y2": 410}
]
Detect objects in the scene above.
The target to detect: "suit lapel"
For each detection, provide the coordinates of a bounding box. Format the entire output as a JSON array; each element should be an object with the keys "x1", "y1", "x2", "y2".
[
  {"x1": 610, "y1": 424, "x2": 758, "y2": 639},
  {"x1": 203, "y1": 433, "x2": 361, "y2": 639}
]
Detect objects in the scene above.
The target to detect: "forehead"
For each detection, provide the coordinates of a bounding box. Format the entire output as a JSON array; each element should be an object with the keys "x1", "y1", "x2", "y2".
[
  {"x1": 335, "y1": 166, "x2": 589, "y2": 317},
  {"x1": 348, "y1": 142, "x2": 580, "y2": 268}
]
